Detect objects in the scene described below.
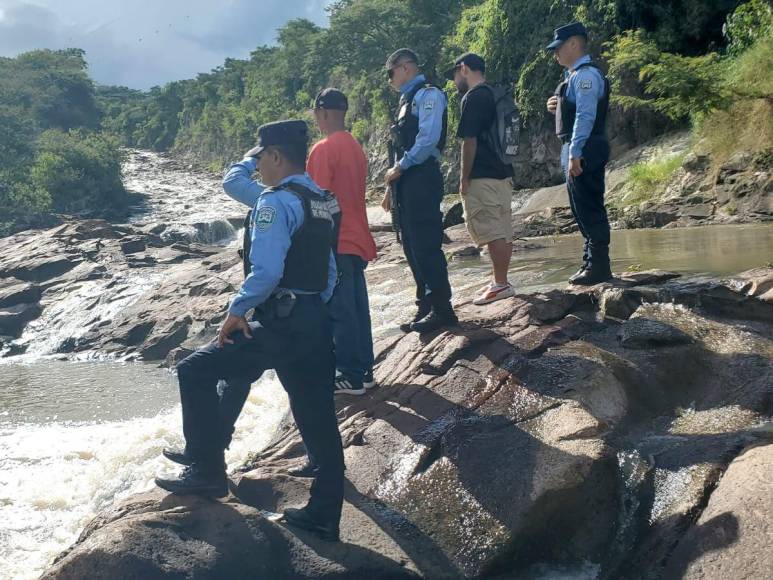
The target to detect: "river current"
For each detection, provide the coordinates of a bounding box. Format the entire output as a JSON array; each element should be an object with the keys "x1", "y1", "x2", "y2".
[{"x1": 1, "y1": 150, "x2": 771, "y2": 579}]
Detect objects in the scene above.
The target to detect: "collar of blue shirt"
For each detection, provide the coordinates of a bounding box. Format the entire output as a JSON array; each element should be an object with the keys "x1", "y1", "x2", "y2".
[
  {"x1": 400, "y1": 73, "x2": 427, "y2": 96},
  {"x1": 569, "y1": 54, "x2": 592, "y2": 73}
]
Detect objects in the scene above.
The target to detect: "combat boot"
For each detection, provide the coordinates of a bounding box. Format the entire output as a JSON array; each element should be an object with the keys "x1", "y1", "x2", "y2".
[
  {"x1": 568, "y1": 265, "x2": 588, "y2": 283},
  {"x1": 155, "y1": 464, "x2": 228, "y2": 497},
  {"x1": 570, "y1": 262, "x2": 612, "y2": 286},
  {"x1": 283, "y1": 506, "x2": 340, "y2": 541},
  {"x1": 399, "y1": 301, "x2": 431, "y2": 333},
  {"x1": 410, "y1": 304, "x2": 458, "y2": 335}
]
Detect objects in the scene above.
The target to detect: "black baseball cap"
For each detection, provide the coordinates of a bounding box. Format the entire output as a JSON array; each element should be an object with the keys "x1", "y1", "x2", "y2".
[
  {"x1": 385, "y1": 48, "x2": 419, "y2": 70},
  {"x1": 313, "y1": 88, "x2": 348, "y2": 111},
  {"x1": 246, "y1": 120, "x2": 308, "y2": 158},
  {"x1": 546, "y1": 22, "x2": 588, "y2": 51},
  {"x1": 444, "y1": 52, "x2": 486, "y2": 80}
]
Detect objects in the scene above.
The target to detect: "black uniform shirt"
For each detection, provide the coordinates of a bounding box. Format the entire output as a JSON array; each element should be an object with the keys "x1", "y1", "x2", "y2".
[{"x1": 457, "y1": 84, "x2": 513, "y2": 180}]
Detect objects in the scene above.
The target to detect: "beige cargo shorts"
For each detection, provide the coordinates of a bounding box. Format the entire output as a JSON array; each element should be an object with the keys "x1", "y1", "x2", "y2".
[{"x1": 461, "y1": 177, "x2": 514, "y2": 246}]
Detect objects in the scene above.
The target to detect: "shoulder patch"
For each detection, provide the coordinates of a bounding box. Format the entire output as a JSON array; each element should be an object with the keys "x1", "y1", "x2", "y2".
[
  {"x1": 423, "y1": 99, "x2": 435, "y2": 111},
  {"x1": 255, "y1": 205, "x2": 276, "y2": 232},
  {"x1": 579, "y1": 79, "x2": 592, "y2": 90}
]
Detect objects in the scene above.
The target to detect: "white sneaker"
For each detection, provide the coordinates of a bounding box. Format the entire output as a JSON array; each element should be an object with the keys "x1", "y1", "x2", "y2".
[{"x1": 472, "y1": 283, "x2": 515, "y2": 306}]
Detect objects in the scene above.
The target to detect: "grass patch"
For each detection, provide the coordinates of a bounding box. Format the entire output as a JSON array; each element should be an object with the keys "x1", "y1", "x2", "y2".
[
  {"x1": 623, "y1": 153, "x2": 686, "y2": 206},
  {"x1": 696, "y1": 36, "x2": 773, "y2": 167}
]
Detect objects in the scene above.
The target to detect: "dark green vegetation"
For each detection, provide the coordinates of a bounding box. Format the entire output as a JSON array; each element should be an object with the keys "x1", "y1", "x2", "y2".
[
  {"x1": 0, "y1": 49, "x2": 128, "y2": 236},
  {"x1": 2, "y1": 0, "x2": 771, "y2": 235},
  {"x1": 97, "y1": 0, "x2": 772, "y2": 174}
]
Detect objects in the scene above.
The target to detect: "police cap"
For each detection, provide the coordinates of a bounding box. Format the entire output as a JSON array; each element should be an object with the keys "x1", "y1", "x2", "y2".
[
  {"x1": 546, "y1": 22, "x2": 588, "y2": 51},
  {"x1": 444, "y1": 52, "x2": 486, "y2": 80},
  {"x1": 246, "y1": 120, "x2": 308, "y2": 158},
  {"x1": 385, "y1": 48, "x2": 419, "y2": 70},
  {"x1": 313, "y1": 88, "x2": 348, "y2": 111}
]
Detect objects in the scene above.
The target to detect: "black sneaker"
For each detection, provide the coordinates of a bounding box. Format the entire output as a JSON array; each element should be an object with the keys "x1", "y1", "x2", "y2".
[
  {"x1": 334, "y1": 374, "x2": 365, "y2": 395},
  {"x1": 155, "y1": 464, "x2": 228, "y2": 497},
  {"x1": 410, "y1": 307, "x2": 459, "y2": 335},
  {"x1": 363, "y1": 369, "x2": 376, "y2": 390},
  {"x1": 282, "y1": 506, "x2": 340, "y2": 542},
  {"x1": 288, "y1": 462, "x2": 318, "y2": 478}
]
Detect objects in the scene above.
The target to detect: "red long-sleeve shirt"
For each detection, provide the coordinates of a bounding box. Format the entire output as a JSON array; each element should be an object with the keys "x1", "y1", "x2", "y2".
[{"x1": 307, "y1": 131, "x2": 377, "y2": 261}]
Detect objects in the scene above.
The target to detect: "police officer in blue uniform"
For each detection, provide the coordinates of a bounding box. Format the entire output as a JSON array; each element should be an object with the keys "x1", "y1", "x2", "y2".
[
  {"x1": 382, "y1": 48, "x2": 457, "y2": 333},
  {"x1": 155, "y1": 120, "x2": 345, "y2": 541},
  {"x1": 546, "y1": 22, "x2": 613, "y2": 285}
]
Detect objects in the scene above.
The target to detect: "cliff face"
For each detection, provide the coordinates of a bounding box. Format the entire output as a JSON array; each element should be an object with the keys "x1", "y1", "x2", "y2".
[{"x1": 41, "y1": 266, "x2": 773, "y2": 579}]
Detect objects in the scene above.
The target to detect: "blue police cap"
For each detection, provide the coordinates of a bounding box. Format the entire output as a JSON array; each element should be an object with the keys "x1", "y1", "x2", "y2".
[
  {"x1": 546, "y1": 22, "x2": 588, "y2": 51},
  {"x1": 246, "y1": 120, "x2": 308, "y2": 158}
]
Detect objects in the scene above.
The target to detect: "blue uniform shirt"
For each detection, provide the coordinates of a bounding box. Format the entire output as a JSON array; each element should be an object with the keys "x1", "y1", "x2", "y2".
[
  {"x1": 563, "y1": 54, "x2": 606, "y2": 162},
  {"x1": 222, "y1": 158, "x2": 337, "y2": 316},
  {"x1": 397, "y1": 74, "x2": 447, "y2": 171}
]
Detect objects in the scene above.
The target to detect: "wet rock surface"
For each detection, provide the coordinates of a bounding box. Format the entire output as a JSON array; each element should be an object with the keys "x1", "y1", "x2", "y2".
[
  {"x1": 42, "y1": 266, "x2": 773, "y2": 579},
  {"x1": 7, "y1": 148, "x2": 769, "y2": 578}
]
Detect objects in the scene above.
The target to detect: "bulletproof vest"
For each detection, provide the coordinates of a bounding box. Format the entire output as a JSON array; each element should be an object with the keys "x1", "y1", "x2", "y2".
[
  {"x1": 554, "y1": 61, "x2": 610, "y2": 141},
  {"x1": 240, "y1": 182, "x2": 340, "y2": 292},
  {"x1": 391, "y1": 81, "x2": 448, "y2": 158}
]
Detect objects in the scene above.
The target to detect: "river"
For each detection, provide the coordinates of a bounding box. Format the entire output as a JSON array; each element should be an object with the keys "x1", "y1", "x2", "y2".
[{"x1": 1, "y1": 150, "x2": 771, "y2": 579}]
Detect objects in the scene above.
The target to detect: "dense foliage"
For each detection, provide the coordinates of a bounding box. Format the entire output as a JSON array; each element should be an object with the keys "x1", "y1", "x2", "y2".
[
  {"x1": 2, "y1": 0, "x2": 771, "y2": 236},
  {"x1": 0, "y1": 49, "x2": 127, "y2": 235},
  {"x1": 96, "y1": 0, "x2": 772, "y2": 172}
]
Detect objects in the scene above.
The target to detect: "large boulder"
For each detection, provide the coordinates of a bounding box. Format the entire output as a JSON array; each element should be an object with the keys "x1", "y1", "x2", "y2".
[
  {"x1": 662, "y1": 443, "x2": 773, "y2": 580},
  {"x1": 42, "y1": 491, "x2": 420, "y2": 580}
]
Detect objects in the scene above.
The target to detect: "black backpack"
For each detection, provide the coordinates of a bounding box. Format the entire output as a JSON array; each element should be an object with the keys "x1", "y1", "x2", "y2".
[{"x1": 482, "y1": 83, "x2": 521, "y2": 166}]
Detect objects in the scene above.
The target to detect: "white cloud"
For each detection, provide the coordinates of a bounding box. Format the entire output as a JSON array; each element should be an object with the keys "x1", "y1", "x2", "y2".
[{"x1": 0, "y1": 0, "x2": 333, "y2": 89}]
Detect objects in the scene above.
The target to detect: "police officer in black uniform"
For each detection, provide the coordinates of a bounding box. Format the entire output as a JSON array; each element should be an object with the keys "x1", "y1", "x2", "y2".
[
  {"x1": 546, "y1": 22, "x2": 614, "y2": 285},
  {"x1": 155, "y1": 120, "x2": 345, "y2": 541},
  {"x1": 382, "y1": 48, "x2": 457, "y2": 333}
]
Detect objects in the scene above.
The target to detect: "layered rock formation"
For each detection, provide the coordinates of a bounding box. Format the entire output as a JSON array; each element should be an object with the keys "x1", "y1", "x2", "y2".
[{"x1": 42, "y1": 267, "x2": 773, "y2": 579}]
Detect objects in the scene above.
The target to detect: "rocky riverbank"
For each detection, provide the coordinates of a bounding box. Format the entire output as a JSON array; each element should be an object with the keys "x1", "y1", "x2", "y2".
[
  {"x1": 2, "y1": 148, "x2": 770, "y2": 579},
  {"x1": 37, "y1": 262, "x2": 773, "y2": 579},
  {"x1": 511, "y1": 133, "x2": 772, "y2": 238}
]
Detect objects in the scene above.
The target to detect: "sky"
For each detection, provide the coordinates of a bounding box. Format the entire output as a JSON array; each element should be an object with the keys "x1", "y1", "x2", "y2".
[{"x1": 0, "y1": 0, "x2": 333, "y2": 89}]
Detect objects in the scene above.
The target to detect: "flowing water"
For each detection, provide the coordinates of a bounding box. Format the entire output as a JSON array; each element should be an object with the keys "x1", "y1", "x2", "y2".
[{"x1": 1, "y1": 150, "x2": 771, "y2": 579}]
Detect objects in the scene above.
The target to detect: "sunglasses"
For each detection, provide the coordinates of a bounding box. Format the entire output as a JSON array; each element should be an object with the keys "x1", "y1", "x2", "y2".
[{"x1": 387, "y1": 60, "x2": 415, "y2": 80}]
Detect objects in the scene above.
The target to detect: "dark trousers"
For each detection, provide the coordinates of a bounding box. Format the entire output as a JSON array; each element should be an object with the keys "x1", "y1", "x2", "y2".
[
  {"x1": 397, "y1": 160, "x2": 452, "y2": 310},
  {"x1": 329, "y1": 254, "x2": 374, "y2": 384},
  {"x1": 562, "y1": 136, "x2": 611, "y2": 267},
  {"x1": 175, "y1": 295, "x2": 344, "y2": 520}
]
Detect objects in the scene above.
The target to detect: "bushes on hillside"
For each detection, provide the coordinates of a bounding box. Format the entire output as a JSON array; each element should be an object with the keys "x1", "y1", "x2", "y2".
[
  {"x1": 31, "y1": 130, "x2": 127, "y2": 215},
  {"x1": 0, "y1": 50, "x2": 128, "y2": 235}
]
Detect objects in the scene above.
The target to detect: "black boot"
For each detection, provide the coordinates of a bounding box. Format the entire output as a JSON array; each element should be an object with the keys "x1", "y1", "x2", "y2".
[
  {"x1": 282, "y1": 506, "x2": 340, "y2": 541},
  {"x1": 570, "y1": 262, "x2": 612, "y2": 286},
  {"x1": 399, "y1": 301, "x2": 431, "y2": 333},
  {"x1": 288, "y1": 462, "x2": 319, "y2": 478},
  {"x1": 568, "y1": 263, "x2": 588, "y2": 284},
  {"x1": 155, "y1": 464, "x2": 228, "y2": 497},
  {"x1": 163, "y1": 447, "x2": 193, "y2": 466},
  {"x1": 163, "y1": 447, "x2": 227, "y2": 469},
  {"x1": 410, "y1": 305, "x2": 458, "y2": 335}
]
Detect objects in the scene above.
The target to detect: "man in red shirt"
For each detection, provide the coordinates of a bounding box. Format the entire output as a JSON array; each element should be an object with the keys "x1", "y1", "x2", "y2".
[{"x1": 308, "y1": 88, "x2": 378, "y2": 397}]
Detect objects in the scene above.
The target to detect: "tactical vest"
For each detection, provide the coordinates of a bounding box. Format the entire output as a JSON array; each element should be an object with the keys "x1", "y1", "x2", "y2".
[
  {"x1": 554, "y1": 61, "x2": 610, "y2": 142},
  {"x1": 391, "y1": 81, "x2": 448, "y2": 159},
  {"x1": 240, "y1": 182, "x2": 340, "y2": 292}
]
